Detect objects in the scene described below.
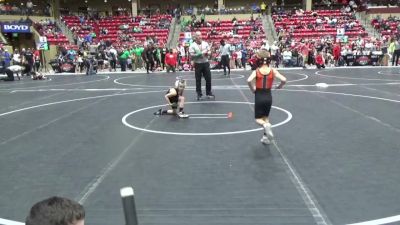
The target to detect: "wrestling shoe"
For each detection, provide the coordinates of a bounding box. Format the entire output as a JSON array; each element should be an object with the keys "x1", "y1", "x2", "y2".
[
  {"x1": 260, "y1": 135, "x2": 270, "y2": 145},
  {"x1": 206, "y1": 93, "x2": 215, "y2": 99},
  {"x1": 264, "y1": 123, "x2": 274, "y2": 139},
  {"x1": 177, "y1": 112, "x2": 189, "y2": 118},
  {"x1": 153, "y1": 109, "x2": 162, "y2": 115}
]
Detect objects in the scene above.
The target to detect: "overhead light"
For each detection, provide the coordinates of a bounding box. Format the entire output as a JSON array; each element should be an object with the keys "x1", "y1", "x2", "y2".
[{"x1": 104, "y1": 0, "x2": 107, "y2": 2}]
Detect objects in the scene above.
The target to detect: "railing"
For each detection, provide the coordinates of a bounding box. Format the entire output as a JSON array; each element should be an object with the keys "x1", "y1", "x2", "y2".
[
  {"x1": 356, "y1": 11, "x2": 382, "y2": 39},
  {"x1": 0, "y1": 6, "x2": 50, "y2": 17},
  {"x1": 167, "y1": 18, "x2": 177, "y2": 49},
  {"x1": 55, "y1": 18, "x2": 75, "y2": 44},
  {"x1": 181, "y1": 8, "x2": 260, "y2": 16}
]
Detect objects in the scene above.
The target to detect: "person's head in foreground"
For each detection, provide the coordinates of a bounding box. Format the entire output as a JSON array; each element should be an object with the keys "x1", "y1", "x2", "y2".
[
  {"x1": 26, "y1": 196, "x2": 85, "y2": 225},
  {"x1": 256, "y1": 49, "x2": 271, "y2": 67}
]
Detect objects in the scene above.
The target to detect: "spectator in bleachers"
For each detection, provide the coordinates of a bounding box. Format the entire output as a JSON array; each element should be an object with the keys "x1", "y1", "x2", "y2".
[
  {"x1": 261, "y1": 2, "x2": 267, "y2": 15},
  {"x1": 25, "y1": 196, "x2": 85, "y2": 225}
]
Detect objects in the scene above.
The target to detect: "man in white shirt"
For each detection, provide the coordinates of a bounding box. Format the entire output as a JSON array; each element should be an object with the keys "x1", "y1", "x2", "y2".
[
  {"x1": 270, "y1": 41, "x2": 279, "y2": 67},
  {"x1": 176, "y1": 43, "x2": 185, "y2": 66},
  {"x1": 235, "y1": 49, "x2": 242, "y2": 69},
  {"x1": 282, "y1": 49, "x2": 293, "y2": 67},
  {"x1": 108, "y1": 47, "x2": 118, "y2": 72},
  {"x1": 219, "y1": 39, "x2": 231, "y2": 76},
  {"x1": 261, "y1": 40, "x2": 270, "y2": 51},
  {"x1": 26, "y1": 0, "x2": 33, "y2": 15},
  {"x1": 316, "y1": 17, "x2": 323, "y2": 25},
  {"x1": 189, "y1": 32, "x2": 214, "y2": 100}
]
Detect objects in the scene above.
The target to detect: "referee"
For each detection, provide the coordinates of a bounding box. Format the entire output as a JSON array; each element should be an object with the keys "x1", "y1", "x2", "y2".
[{"x1": 189, "y1": 32, "x2": 214, "y2": 100}]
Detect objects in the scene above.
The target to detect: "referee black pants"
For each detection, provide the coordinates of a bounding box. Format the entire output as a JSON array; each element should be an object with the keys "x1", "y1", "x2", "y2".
[
  {"x1": 221, "y1": 55, "x2": 230, "y2": 75},
  {"x1": 195, "y1": 62, "x2": 212, "y2": 96}
]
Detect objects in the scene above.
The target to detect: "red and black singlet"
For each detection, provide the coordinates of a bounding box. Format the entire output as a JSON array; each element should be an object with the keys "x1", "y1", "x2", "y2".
[{"x1": 255, "y1": 69, "x2": 274, "y2": 90}]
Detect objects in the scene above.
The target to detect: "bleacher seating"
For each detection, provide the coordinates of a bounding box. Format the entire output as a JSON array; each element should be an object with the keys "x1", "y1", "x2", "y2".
[
  {"x1": 179, "y1": 18, "x2": 266, "y2": 49},
  {"x1": 371, "y1": 17, "x2": 399, "y2": 40},
  {"x1": 61, "y1": 15, "x2": 172, "y2": 47},
  {"x1": 273, "y1": 9, "x2": 368, "y2": 43},
  {"x1": 34, "y1": 21, "x2": 69, "y2": 45}
]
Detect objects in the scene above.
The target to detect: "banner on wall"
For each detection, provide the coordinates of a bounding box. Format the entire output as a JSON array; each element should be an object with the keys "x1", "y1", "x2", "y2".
[{"x1": 1, "y1": 23, "x2": 31, "y2": 33}]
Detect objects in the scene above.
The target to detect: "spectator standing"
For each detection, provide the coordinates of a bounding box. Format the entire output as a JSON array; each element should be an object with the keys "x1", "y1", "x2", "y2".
[
  {"x1": 177, "y1": 43, "x2": 185, "y2": 66},
  {"x1": 241, "y1": 48, "x2": 248, "y2": 69},
  {"x1": 12, "y1": 49, "x2": 21, "y2": 66},
  {"x1": 393, "y1": 38, "x2": 400, "y2": 66},
  {"x1": 33, "y1": 49, "x2": 40, "y2": 72},
  {"x1": 23, "y1": 48, "x2": 34, "y2": 76},
  {"x1": 236, "y1": 49, "x2": 242, "y2": 69},
  {"x1": 333, "y1": 42, "x2": 341, "y2": 66},
  {"x1": 270, "y1": 41, "x2": 279, "y2": 67},
  {"x1": 282, "y1": 48, "x2": 292, "y2": 67},
  {"x1": 143, "y1": 43, "x2": 155, "y2": 74},
  {"x1": 108, "y1": 46, "x2": 117, "y2": 72},
  {"x1": 161, "y1": 46, "x2": 167, "y2": 70},
  {"x1": 315, "y1": 51, "x2": 325, "y2": 69},
  {"x1": 3, "y1": 49, "x2": 11, "y2": 67},
  {"x1": 261, "y1": 2, "x2": 267, "y2": 15},
  {"x1": 119, "y1": 48, "x2": 130, "y2": 71},
  {"x1": 134, "y1": 45, "x2": 144, "y2": 70},
  {"x1": 261, "y1": 40, "x2": 270, "y2": 51},
  {"x1": 219, "y1": 39, "x2": 231, "y2": 76},
  {"x1": 26, "y1": 0, "x2": 33, "y2": 15},
  {"x1": 165, "y1": 48, "x2": 177, "y2": 73}
]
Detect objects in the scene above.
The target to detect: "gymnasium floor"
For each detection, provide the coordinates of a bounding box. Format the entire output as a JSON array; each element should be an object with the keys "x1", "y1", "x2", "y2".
[{"x1": 0, "y1": 67, "x2": 400, "y2": 225}]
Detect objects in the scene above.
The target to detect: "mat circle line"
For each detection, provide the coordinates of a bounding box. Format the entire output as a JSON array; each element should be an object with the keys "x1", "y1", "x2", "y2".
[
  {"x1": 121, "y1": 101, "x2": 293, "y2": 136},
  {"x1": 315, "y1": 70, "x2": 400, "y2": 81},
  {"x1": 0, "y1": 75, "x2": 110, "y2": 91},
  {"x1": 114, "y1": 72, "x2": 308, "y2": 88},
  {"x1": 377, "y1": 70, "x2": 400, "y2": 76},
  {"x1": 284, "y1": 72, "x2": 309, "y2": 83},
  {"x1": 113, "y1": 74, "x2": 245, "y2": 88}
]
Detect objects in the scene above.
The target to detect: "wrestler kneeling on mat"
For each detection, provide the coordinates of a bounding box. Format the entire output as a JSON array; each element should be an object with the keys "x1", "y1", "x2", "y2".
[
  {"x1": 154, "y1": 78, "x2": 189, "y2": 118},
  {"x1": 247, "y1": 50, "x2": 287, "y2": 145}
]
